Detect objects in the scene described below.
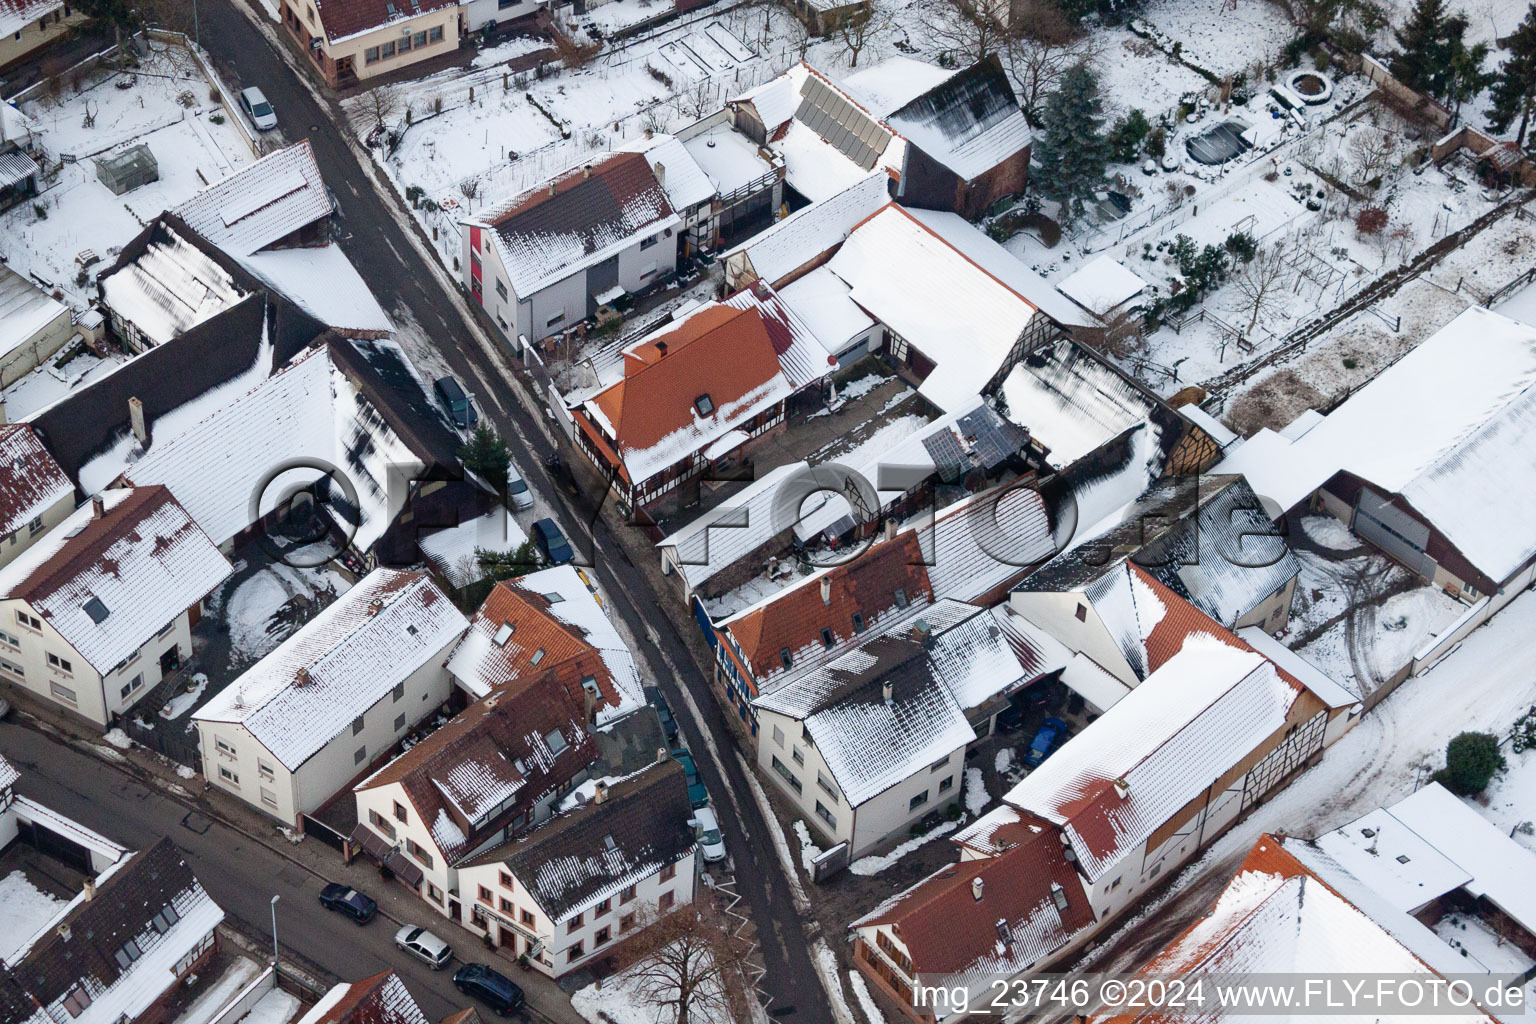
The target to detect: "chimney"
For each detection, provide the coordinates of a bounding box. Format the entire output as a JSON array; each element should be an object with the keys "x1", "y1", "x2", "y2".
[
  {"x1": 657, "y1": 746, "x2": 669, "y2": 764},
  {"x1": 548, "y1": 181, "x2": 557, "y2": 197},
  {"x1": 971, "y1": 877, "x2": 984, "y2": 902},
  {"x1": 82, "y1": 878, "x2": 96, "y2": 901},
  {"x1": 129, "y1": 396, "x2": 149, "y2": 447},
  {"x1": 593, "y1": 781, "x2": 608, "y2": 804},
  {"x1": 643, "y1": 127, "x2": 653, "y2": 140},
  {"x1": 0, "y1": 399, "x2": 7, "y2": 425},
  {"x1": 294, "y1": 667, "x2": 310, "y2": 686},
  {"x1": 881, "y1": 679, "x2": 893, "y2": 704},
  {"x1": 91, "y1": 496, "x2": 105, "y2": 520},
  {"x1": 883, "y1": 518, "x2": 897, "y2": 542},
  {"x1": 911, "y1": 619, "x2": 932, "y2": 646},
  {"x1": 654, "y1": 161, "x2": 666, "y2": 188},
  {"x1": 368, "y1": 597, "x2": 384, "y2": 616},
  {"x1": 583, "y1": 164, "x2": 592, "y2": 179},
  {"x1": 655, "y1": 340, "x2": 668, "y2": 358},
  {"x1": 820, "y1": 577, "x2": 831, "y2": 605},
  {"x1": 1112, "y1": 776, "x2": 1129, "y2": 799}
]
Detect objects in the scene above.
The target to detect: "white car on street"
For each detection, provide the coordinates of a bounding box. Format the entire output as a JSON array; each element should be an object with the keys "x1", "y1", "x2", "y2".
[
  {"x1": 238, "y1": 87, "x2": 278, "y2": 131},
  {"x1": 692, "y1": 807, "x2": 726, "y2": 863},
  {"x1": 394, "y1": 925, "x2": 453, "y2": 969}
]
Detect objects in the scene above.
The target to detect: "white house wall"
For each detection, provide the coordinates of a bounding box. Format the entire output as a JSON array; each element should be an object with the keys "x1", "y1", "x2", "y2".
[
  {"x1": 1008, "y1": 591, "x2": 1139, "y2": 686},
  {"x1": 354, "y1": 780, "x2": 458, "y2": 913},
  {"x1": 199, "y1": 721, "x2": 301, "y2": 825},
  {"x1": 0, "y1": 493, "x2": 74, "y2": 572},
  {"x1": 525, "y1": 272, "x2": 589, "y2": 345},
  {"x1": 461, "y1": 0, "x2": 542, "y2": 30},
  {"x1": 0, "y1": 598, "x2": 110, "y2": 726}
]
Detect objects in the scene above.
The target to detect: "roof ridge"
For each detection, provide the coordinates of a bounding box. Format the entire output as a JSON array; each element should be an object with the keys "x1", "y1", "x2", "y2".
[{"x1": 5, "y1": 487, "x2": 165, "y2": 603}]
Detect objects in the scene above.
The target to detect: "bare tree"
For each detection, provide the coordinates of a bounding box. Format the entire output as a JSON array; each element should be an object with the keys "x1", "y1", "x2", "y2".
[
  {"x1": 363, "y1": 83, "x2": 401, "y2": 133},
  {"x1": 627, "y1": 900, "x2": 757, "y2": 1024},
  {"x1": 919, "y1": 0, "x2": 1008, "y2": 65},
  {"x1": 457, "y1": 177, "x2": 480, "y2": 211},
  {"x1": 836, "y1": 4, "x2": 887, "y2": 68},
  {"x1": 675, "y1": 75, "x2": 716, "y2": 120},
  {"x1": 1093, "y1": 303, "x2": 1145, "y2": 360},
  {"x1": 1345, "y1": 124, "x2": 1401, "y2": 187},
  {"x1": 1228, "y1": 243, "x2": 1293, "y2": 334},
  {"x1": 1003, "y1": 0, "x2": 1099, "y2": 125}
]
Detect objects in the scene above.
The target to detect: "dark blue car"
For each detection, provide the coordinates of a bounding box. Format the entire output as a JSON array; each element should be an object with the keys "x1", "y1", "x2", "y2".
[
  {"x1": 1025, "y1": 717, "x2": 1068, "y2": 768},
  {"x1": 454, "y1": 962, "x2": 526, "y2": 1016},
  {"x1": 318, "y1": 883, "x2": 376, "y2": 924},
  {"x1": 531, "y1": 518, "x2": 573, "y2": 565}
]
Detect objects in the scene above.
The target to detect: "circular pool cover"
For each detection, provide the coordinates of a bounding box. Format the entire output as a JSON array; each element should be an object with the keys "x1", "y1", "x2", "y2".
[{"x1": 1185, "y1": 119, "x2": 1254, "y2": 165}]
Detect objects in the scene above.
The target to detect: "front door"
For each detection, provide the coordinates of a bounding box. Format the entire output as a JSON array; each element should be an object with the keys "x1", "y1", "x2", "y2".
[{"x1": 160, "y1": 646, "x2": 181, "y2": 677}]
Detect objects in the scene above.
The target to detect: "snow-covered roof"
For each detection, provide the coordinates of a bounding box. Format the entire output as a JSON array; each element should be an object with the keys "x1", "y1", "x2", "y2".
[
  {"x1": 1055, "y1": 255, "x2": 1148, "y2": 316},
  {"x1": 98, "y1": 221, "x2": 250, "y2": 347},
  {"x1": 775, "y1": 120, "x2": 887, "y2": 202},
  {"x1": 677, "y1": 123, "x2": 777, "y2": 197},
  {"x1": 1214, "y1": 305, "x2": 1536, "y2": 585},
  {"x1": 0, "y1": 263, "x2": 67, "y2": 361},
  {"x1": 775, "y1": 265, "x2": 875, "y2": 355},
  {"x1": 195, "y1": 570, "x2": 468, "y2": 770},
  {"x1": 470, "y1": 152, "x2": 678, "y2": 298},
  {"x1": 446, "y1": 565, "x2": 642, "y2": 724},
  {"x1": 843, "y1": 57, "x2": 957, "y2": 117},
  {"x1": 722, "y1": 171, "x2": 887, "y2": 288},
  {"x1": 417, "y1": 506, "x2": 528, "y2": 588},
  {"x1": 123, "y1": 343, "x2": 426, "y2": 550},
  {"x1": 0, "y1": 99, "x2": 37, "y2": 146},
  {"x1": 296, "y1": 973, "x2": 430, "y2": 1024},
  {"x1": 312, "y1": 0, "x2": 455, "y2": 44},
  {"x1": 1236, "y1": 626, "x2": 1358, "y2": 707},
  {"x1": 1177, "y1": 403, "x2": 1239, "y2": 448},
  {"x1": 657, "y1": 461, "x2": 808, "y2": 591},
  {"x1": 0, "y1": 424, "x2": 72, "y2": 541},
  {"x1": 621, "y1": 133, "x2": 716, "y2": 213},
  {"x1": 239, "y1": 244, "x2": 392, "y2": 336},
  {"x1": 1314, "y1": 805, "x2": 1472, "y2": 915},
  {"x1": 173, "y1": 142, "x2": 331, "y2": 258},
  {"x1": 0, "y1": 487, "x2": 231, "y2": 673},
  {"x1": 918, "y1": 481, "x2": 1056, "y2": 603},
  {"x1": 0, "y1": 0, "x2": 61, "y2": 38},
  {"x1": 1000, "y1": 337, "x2": 1162, "y2": 468},
  {"x1": 882, "y1": 55, "x2": 1034, "y2": 182},
  {"x1": 999, "y1": 632, "x2": 1301, "y2": 880}
]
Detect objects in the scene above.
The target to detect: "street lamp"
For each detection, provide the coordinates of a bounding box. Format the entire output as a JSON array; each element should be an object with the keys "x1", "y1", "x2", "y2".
[{"x1": 269, "y1": 895, "x2": 280, "y2": 973}]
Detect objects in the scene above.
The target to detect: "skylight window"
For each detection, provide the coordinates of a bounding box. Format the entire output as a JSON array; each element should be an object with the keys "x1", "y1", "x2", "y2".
[
  {"x1": 820, "y1": 628, "x2": 834, "y2": 649},
  {"x1": 530, "y1": 648, "x2": 546, "y2": 666},
  {"x1": 543, "y1": 592, "x2": 565, "y2": 604},
  {"x1": 492, "y1": 622, "x2": 514, "y2": 647},
  {"x1": 694, "y1": 394, "x2": 714, "y2": 416},
  {"x1": 83, "y1": 597, "x2": 110, "y2": 624},
  {"x1": 544, "y1": 729, "x2": 567, "y2": 754},
  {"x1": 1396, "y1": 854, "x2": 1411, "y2": 864}
]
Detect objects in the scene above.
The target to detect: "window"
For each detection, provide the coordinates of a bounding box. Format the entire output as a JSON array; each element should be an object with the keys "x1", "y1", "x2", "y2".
[
  {"x1": 28, "y1": 516, "x2": 43, "y2": 535},
  {"x1": 394, "y1": 713, "x2": 406, "y2": 731},
  {"x1": 152, "y1": 905, "x2": 179, "y2": 933},
  {"x1": 694, "y1": 394, "x2": 714, "y2": 416},
  {"x1": 218, "y1": 764, "x2": 239, "y2": 785},
  {"x1": 407, "y1": 839, "x2": 434, "y2": 868},
  {"x1": 216, "y1": 737, "x2": 237, "y2": 758},
  {"x1": 658, "y1": 891, "x2": 674, "y2": 910},
  {"x1": 352, "y1": 715, "x2": 365, "y2": 735},
  {"x1": 15, "y1": 610, "x2": 40, "y2": 630},
  {"x1": 46, "y1": 652, "x2": 72, "y2": 674},
  {"x1": 595, "y1": 897, "x2": 610, "y2": 915},
  {"x1": 661, "y1": 863, "x2": 676, "y2": 882},
  {"x1": 413, "y1": 29, "x2": 426, "y2": 47},
  {"x1": 620, "y1": 884, "x2": 637, "y2": 904},
  {"x1": 49, "y1": 680, "x2": 77, "y2": 705},
  {"x1": 815, "y1": 801, "x2": 837, "y2": 828},
  {"x1": 393, "y1": 801, "x2": 408, "y2": 823},
  {"x1": 0, "y1": 657, "x2": 21, "y2": 679},
  {"x1": 393, "y1": 682, "x2": 405, "y2": 702},
  {"x1": 478, "y1": 885, "x2": 493, "y2": 902},
  {"x1": 258, "y1": 759, "x2": 275, "y2": 779},
  {"x1": 498, "y1": 870, "x2": 512, "y2": 888},
  {"x1": 427, "y1": 24, "x2": 442, "y2": 41},
  {"x1": 397, "y1": 32, "x2": 411, "y2": 51},
  {"x1": 501, "y1": 897, "x2": 515, "y2": 913},
  {"x1": 427, "y1": 883, "x2": 443, "y2": 903},
  {"x1": 544, "y1": 729, "x2": 567, "y2": 754},
  {"x1": 495, "y1": 278, "x2": 507, "y2": 300},
  {"x1": 368, "y1": 810, "x2": 396, "y2": 840},
  {"x1": 594, "y1": 925, "x2": 610, "y2": 946},
  {"x1": 640, "y1": 234, "x2": 659, "y2": 250},
  {"x1": 260, "y1": 787, "x2": 278, "y2": 808},
  {"x1": 113, "y1": 939, "x2": 141, "y2": 969},
  {"x1": 620, "y1": 912, "x2": 636, "y2": 932},
  {"x1": 851, "y1": 612, "x2": 866, "y2": 633},
  {"x1": 929, "y1": 756, "x2": 949, "y2": 773},
  {"x1": 120, "y1": 674, "x2": 144, "y2": 700},
  {"x1": 0, "y1": 629, "x2": 19, "y2": 647},
  {"x1": 894, "y1": 587, "x2": 908, "y2": 609},
  {"x1": 820, "y1": 627, "x2": 834, "y2": 649},
  {"x1": 521, "y1": 909, "x2": 535, "y2": 926},
  {"x1": 62, "y1": 985, "x2": 91, "y2": 1017},
  {"x1": 771, "y1": 757, "x2": 802, "y2": 793},
  {"x1": 779, "y1": 648, "x2": 793, "y2": 670},
  {"x1": 546, "y1": 310, "x2": 565, "y2": 328},
  {"x1": 1075, "y1": 603, "x2": 1088, "y2": 622},
  {"x1": 938, "y1": 775, "x2": 953, "y2": 792},
  {"x1": 354, "y1": 746, "x2": 367, "y2": 765},
  {"x1": 772, "y1": 724, "x2": 785, "y2": 748},
  {"x1": 567, "y1": 942, "x2": 584, "y2": 962},
  {"x1": 817, "y1": 772, "x2": 838, "y2": 800},
  {"x1": 380, "y1": 39, "x2": 395, "y2": 57},
  {"x1": 909, "y1": 790, "x2": 928, "y2": 810},
  {"x1": 791, "y1": 746, "x2": 804, "y2": 766},
  {"x1": 568, "y1": 913, "x2": 584, "y2": 932}
]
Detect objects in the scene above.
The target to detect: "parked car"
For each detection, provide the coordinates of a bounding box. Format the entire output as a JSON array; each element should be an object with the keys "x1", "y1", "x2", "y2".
[
  {"x1": 1024, "y1": 717, "x2": 1069, "y2": 768},
  {"x1": 530, "y1": 517, "x2": 573, "y2": 564},
  {"x1": 505, "y1": 465, "x2": 533, "y2": 511},
  {"x1": 318, "y1": 883, "x2": 376, "y2": 924},
  {"x1": 670, "y1": 748, "x2": 708, "y2": 809},
  {"x1": 453, "y1": 963, "x2": 525, "y2": 1016},
  {"x1": 692, "y1": 806, "x2": 727, "y2": 863},
  {"x1": 394, "y1": 925, "x2": 453, "y2": 969},
  {"x1": 433, "y1": 375, "x2": 478, "y2": 431},
  {"x1": 238, "y1": 87, "x2": 278, "y2": 131},
  {"x1": 645, "y1": 685, "x2": 679, "y2": 745},
  {"x1": 995, "y1": 698, "x2": 1027, "y2": 733}
]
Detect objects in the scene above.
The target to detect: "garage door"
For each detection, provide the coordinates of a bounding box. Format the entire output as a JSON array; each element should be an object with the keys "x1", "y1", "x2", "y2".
[{"x1": 1354, "y1": 488, "x2": 1436, "y2": 578}]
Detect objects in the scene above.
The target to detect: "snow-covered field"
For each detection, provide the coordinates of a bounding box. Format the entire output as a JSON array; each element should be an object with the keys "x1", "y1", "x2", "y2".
[
  {"x1": 0, "y1": 871, "x2": 65, "y2": 963},
  {"x1": 571, "y1": 942, "x2": 733, "y2": 1023},
  {"x1": 3, "y1": 48, "x2": 255, "y2": 311},
  {"x1": 1478, "y1": 742, "x2": 1536, "y2": 853}
]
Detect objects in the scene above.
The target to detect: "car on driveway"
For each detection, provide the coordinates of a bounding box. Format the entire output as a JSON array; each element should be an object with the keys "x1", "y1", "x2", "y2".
[
  {"x1": 1024, "y1": 717, "x2": 1069, "y2": 768},
  {"x1": 671, "y1": 748, "x2": 708, "y2": 809},
  {"x1": 394, "y1": 924, "x2": 452, "y2": 969},
  {"x1": 692, "y1": 806, "x2": 726, "y2": 863},
  {"x1": 318, "y1": 883, "x2": 376, "y2": 924},
  {"x1": 237, "y1": 87, "x2": 278, "y2": 131},
  {"x1": 453, "y1": 963, "x2": 525, "y2": 1016},
  {"x1": 530, "y1": 518, "x2": 573, "y2": 564}
]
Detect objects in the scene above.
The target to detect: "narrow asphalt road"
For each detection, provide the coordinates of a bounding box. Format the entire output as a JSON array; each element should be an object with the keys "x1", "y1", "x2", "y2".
[{"x1": 177, "y1": 5, "x2": 832, "y2": 1018}]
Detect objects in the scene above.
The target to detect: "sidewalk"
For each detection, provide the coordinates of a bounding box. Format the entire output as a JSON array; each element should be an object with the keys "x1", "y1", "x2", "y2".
[{"x1": 6, "y1": 687, "x2": 588, "y2": 1024}]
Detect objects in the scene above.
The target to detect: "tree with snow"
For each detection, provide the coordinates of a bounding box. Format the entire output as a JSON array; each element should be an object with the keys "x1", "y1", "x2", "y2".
[
  {"x1": 1489, "y1": 3, "x2": 1536, "y2": 146},
  {"x1": 1392, "y1": 0, "x2": 1477, "y2": 100},
  {"x1": 1030, "y1": 63, "x2": 1111, "y2": 225},
  {"x1": 836, "y1": 5, "x2": 887, "y2": 68},
  {"x1": 1002, "y1": 0, "x2": 1099, "y2": 127}
]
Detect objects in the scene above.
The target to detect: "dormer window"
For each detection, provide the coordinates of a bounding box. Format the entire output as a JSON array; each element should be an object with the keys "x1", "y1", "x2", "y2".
[
  {"x1": 851, "y1": 612, "x2": 866, "y2": 634},
  {"x1": 694, "y1": 394, "x2": 714, "y2": 416},
  {"x1": 780, "y1": 648, "x2": 793, "y2": 669},
  {"x1": 819, "y1": 627, "x2": 834, "y2": 649},
  {"x1": 894, "y1": 588, "x2": 908, "y2": 609}
]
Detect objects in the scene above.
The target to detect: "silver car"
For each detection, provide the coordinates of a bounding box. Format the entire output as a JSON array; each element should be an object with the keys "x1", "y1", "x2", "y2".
[
  {"x1": 238, "y1": 87, "x2": 278, "y2": 131},
  {"x1": 395, "y1": 925, "x2": 453, "y2": 969}
]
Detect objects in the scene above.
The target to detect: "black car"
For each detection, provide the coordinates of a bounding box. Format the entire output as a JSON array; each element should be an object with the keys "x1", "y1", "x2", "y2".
[
  {"x1": 318, "y1": 883, "x2": 377, "y2": 924},
  {"x1": 434, "y1": 375, "x2": 478, "y2": 430},
  {"x1": 645, "y1": 685, "x2": 679, "y2": 744},
  {"x1": 454, "y1": 963, "x2": 525, "y2": 1016},
  {"x1": 530, "y1": 518, "x2": 573, "y2": 565}
]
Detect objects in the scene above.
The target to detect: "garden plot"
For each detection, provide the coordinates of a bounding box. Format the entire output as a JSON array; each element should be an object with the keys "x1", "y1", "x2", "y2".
[
  {"x1": 1134, "y1": 0, "x2": 1297, "y2": 78},
  {"x1": 1092, "y1": 26, "x2": 1211, "y2": 117},
  {"x1": 1479, "y1": 736, "x2": 1536, "y2": 853},
  {"x1": 1, "y1": 48, "x2": 254, "y2": 310}
]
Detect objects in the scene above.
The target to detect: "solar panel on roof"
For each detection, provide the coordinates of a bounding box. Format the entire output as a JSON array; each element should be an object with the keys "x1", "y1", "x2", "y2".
[{"x1": 923, "y1": 430, "x2": 967, "y2": 484}]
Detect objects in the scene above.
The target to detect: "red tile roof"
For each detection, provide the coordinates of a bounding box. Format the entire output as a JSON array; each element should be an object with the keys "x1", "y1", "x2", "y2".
[
  {"x1": 0, "y1": 424, "x2": 71, "y2": 540},
  {"x1": 313, "y1": 0, "x2": 456, "y2": 43}
]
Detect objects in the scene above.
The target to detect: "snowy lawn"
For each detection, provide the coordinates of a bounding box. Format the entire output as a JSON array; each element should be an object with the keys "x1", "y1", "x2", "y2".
[
  {"x1": 849, "y1": 820, "x2": 959, "y2": 876},
  {"x1": 210, "y1": 563, "x2": 349, "y2": 668},
  {"x1": 160, "y1": 673, "x2": 209, "y2": 719},
  {"x1": 571, "y1": 942, "x2": 732, "y2": 1024},
  {"x1": 1299, "y1": 514, "x2": 1359, "y2": 551},
  {"x1": 1477, "y1": 741, "x2": 1536, "y2": 854},
  {"x1": 1433, "y1": 913, "x2": 1536, "y2": 1002},
  {"x1": 0, "y1": 871, "x2": 65, "y2": 962},
  {"x1": 1, "y1": 344, "x2": 128, "y2": 421},
  {"x1": 4, "y1": 48, "x2": 255, "y2": 310}
]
